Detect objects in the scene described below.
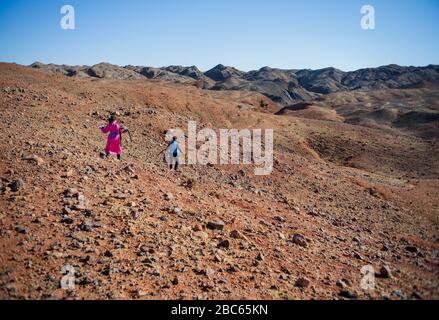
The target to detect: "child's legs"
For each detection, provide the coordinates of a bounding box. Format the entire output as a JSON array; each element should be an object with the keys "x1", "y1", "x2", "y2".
[{"x1": 170, "y1": 157, "x2": 179, "y2": 170}]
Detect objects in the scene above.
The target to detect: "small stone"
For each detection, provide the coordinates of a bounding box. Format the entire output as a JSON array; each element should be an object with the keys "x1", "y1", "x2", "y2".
[
  {"x1": 278, "y1": 232, "x2": 286, "y2": 240},
  {"x1": 9, "y1": 179, "x2": 24, "y2": 192},
  {"x1": 336, "y1": 279, "x2": 348, "y2": 288},
  {"x1": 291, "y1": 234, "x2": 308, "y2": 247},
  {"x1": 295, "y1": 277, "x2": 310, "y2": 288},
  {"x1": 103, "y1": 250, "x2": 113, "y2": 258},
  {"x1": 139, "y1": 245, "x2": 149, "y2": 253},
  {"x1": 23, "y1": 154, "x2": 44, "y2": 166},
  {"x1": 391, "y1": 289, "x2": 405, "y2": 298},
  {"x1": 62, "y1": 170, "x2": 74, "y2": 178},
  {"x1": 353, "y1": 236, "x2": 361, "y2": 243},
  {"x1": 61, "y1": 217, "x2": 74, "y2": 225},
  {"x1": 101, "y1": 265, "x2": 112, "y2": 276},
  {"x1": 64, "y1": 188, "x2": 79, "y2": 198},
  {"x1": 217, "y1": 239, "x2": 230, "y2": 249},
  {"x1": 136, "y1": 290, "x2": 148, "y2": 298},
  {"x1": 5, "y1": 283, "x2": 17, "y2": 293},
  {"x1": 123, "y1": 165, "x2": 135, "y2": 174},
  {"x1": 83, "y1": 209, "x2": 93, "y2": 217},
  {"x1": 412, "y1": 291, "x2": 423, "y2": 300},
  {"x1": 230, "y1": 230, "x2": 244, "y2": 239},
  {"x1": 172, "y1": 207, "x2": 182, "y2": 214},
  {"x1": 70, "y1": 232, "x2": 87, "y2": 243},
  {"x1": 164, "y1": 193, "x2": 174, "y2": 201},
  {"x1": 353, "y1": 252, "x2": 364, "y2": 260},
  {"x1": 281, "y1": 266, "x2": 291, "y2": 275},
  {"x1": 339, "y1": 289, "x2": 358, "y2": 299},
  {"x1": 15, "y1": 226, "x2": 27, "y2": 234},
  {"x1": 405, "y1": 246, "x2": 418, "y2": 253},
  {"x1": 193, "y1": 224, "x2": 203, "y2": 232},
  {"x1": 378, "y1": 265, "x2": 392, "y2": 278},
  {"x1": 256, "y1": 253, "x2": 265, "y2": 261},
  {"x1": 207, "y1": 220, "x2": 225, "y2": 231},
  {"x1": 79, "y1": 221, "x2": 93, "y2": 232},
  {"x1": 205, "y1": 268, "x2": 214, "y2": 277}
]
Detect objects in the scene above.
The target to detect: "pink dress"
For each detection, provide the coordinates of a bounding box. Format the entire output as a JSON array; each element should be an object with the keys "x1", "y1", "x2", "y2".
[{"x1": 100, "y1": 121, "x2": 125, "y2": 155}]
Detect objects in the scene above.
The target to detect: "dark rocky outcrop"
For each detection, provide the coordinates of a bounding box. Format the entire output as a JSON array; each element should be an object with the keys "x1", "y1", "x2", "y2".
[{"x1": 31, "y1": 62, "x2": 439, "y2": 106}]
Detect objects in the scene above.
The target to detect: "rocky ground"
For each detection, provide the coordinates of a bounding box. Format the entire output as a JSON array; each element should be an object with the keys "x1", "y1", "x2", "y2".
[{"x1": 0, "y1": 63, "x2": 438, "y2": 300}]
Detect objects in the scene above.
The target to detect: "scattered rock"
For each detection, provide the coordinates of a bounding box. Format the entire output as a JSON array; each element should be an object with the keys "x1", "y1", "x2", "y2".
[
  {"x1": 64, "y1": 188, "x2": 79, "y2": 198},
  {"x1": 378, "y1": 265, "x2": 392, "y2": 278},
  {"x1": 205, "y1": 268, "x2": 215, "y2": 277},
  {"x1": 9, "y1": 179, "x2": 24, "y2": 192},
  {"x1": 15, "y1": 226, "x2": 27, "y2": 234},
  {"x1": 291, "y1": 234, "x2": 308, "y2": 247},
  {"x1": 207, "y1": 220, "x2": 225, "y2": 231},
  {"x1": 230, "y1": 230, "x2": 245, "y2": 239},
  {"x1": 172, "y1": 207, "x2": 182, "y2": 214},
  {"x1": 217, "y1": 239, "x2": 230, "y2": 249},
  {"x1": 391, "y1": 289, "x2": 405, "y2": 299},
  {"x1": 136, "y1": 290, "x2": 148, "y2": 298},
  {"x1": 22, "y1": 154, "x2": 44, "y2": 166},
  {"x1": 336, "y1": 279, "x2": 347, "y2": 288},
  {"x1": 353, "y1": 252, "x2": 364, "y2": 260},
  {"x1": 78, "y1": 220, "x2": 93, "y2": 232},
  {"x1": 405, "y1": 245, "x2": 418, "y2": 253},
  {"x1": 295, "y1": 277, "x2": 310, "y2": 288},
  {"x1": 123, "y1": 165, "x2": 135, "y2": 174},
  {"x1": 164, "y1": 193, "x2": 174, "y2": 201},
  {"x1": 103, "y1": 250, "x2": 113, "y2": 258},
  {"x1": 339, "y1": 289, "x2": 358, "y2": 299},
  {"x1": 193, "y1": 224, "x2": 203, "y2": 232},
  {"x1": 308, "y1": 209, "x2": 319, "y2": 217},
  {"x1": 61, "y1": 217, "x2": 74, "y2": 225}
]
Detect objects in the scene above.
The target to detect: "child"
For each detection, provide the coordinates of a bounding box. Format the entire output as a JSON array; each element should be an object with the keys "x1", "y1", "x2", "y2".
[
  {"x1": 159, "y1": 136, "x2": 184, "y2": 170},
  {"x1": 99, "y1": 114, "x2": 127, "y2": 160}
]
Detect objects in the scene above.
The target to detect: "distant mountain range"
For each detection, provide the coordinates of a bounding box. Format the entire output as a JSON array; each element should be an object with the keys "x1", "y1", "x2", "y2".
[{"x1": 30, "y1": 62, "x2": 439, "y2": 106}]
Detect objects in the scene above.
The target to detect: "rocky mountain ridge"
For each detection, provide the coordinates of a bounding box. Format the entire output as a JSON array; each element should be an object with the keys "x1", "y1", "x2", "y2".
[{"x1": 30, "y1": 62, "x2": 439, "y2": 106}]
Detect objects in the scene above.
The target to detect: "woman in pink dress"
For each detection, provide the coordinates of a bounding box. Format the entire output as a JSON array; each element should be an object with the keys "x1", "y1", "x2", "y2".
[{"x1": 99, "y1": 114, "x2": 126, "y2": 160}]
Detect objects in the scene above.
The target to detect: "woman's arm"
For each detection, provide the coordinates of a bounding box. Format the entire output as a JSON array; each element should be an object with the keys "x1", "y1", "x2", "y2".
[{"x1": 100, "y1": 124, "x2": 110, "y2": 133}]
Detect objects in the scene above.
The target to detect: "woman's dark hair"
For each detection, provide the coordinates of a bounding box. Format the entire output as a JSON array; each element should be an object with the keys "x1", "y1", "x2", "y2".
[
  {"x1": 108, "y1": 114, "x2": 116, "y2": 124},
  {"x1": 172, "y1": 136, "x2": 177, "y2": 141}
]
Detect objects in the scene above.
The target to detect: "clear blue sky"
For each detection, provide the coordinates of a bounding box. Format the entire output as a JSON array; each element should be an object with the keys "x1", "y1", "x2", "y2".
[{"x1": 0, "y1": 0, "x2": 438, "y2": 71}]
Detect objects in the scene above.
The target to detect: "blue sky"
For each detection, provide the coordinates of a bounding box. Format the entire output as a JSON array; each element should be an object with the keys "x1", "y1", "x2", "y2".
[{"x1": 0, "y1": 0, "x2": 438, "y2": 71}]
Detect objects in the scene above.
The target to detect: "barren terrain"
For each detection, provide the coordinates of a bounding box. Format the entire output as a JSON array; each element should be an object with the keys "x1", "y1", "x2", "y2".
[{"x1": 0, "y1": 63, "x2": 438, "y2": 300}]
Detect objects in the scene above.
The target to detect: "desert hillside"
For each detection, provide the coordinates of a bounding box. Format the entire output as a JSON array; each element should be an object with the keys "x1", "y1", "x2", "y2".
[{"x1": 0, "y1": 63, "x2": 438, "y2": 300}]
